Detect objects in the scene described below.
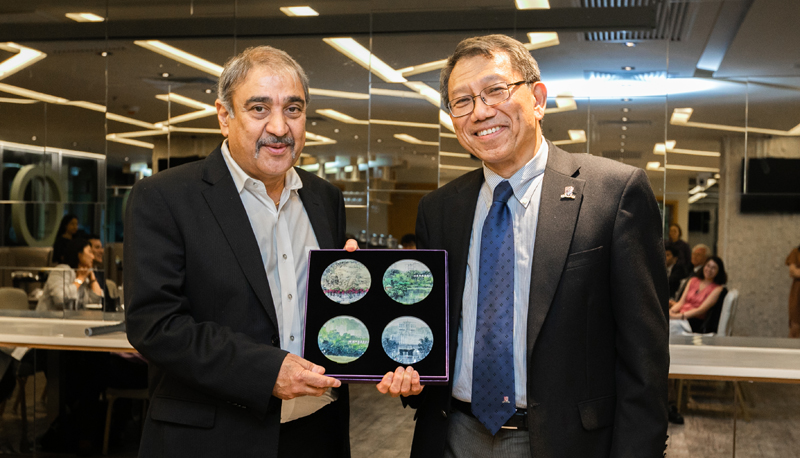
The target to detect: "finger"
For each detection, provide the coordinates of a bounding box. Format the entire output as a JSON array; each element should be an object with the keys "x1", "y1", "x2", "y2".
[
  {"x1": 376, "y1": 372, "x2": 393, "y2": 394},
  {"x1": 309, "y1": 364, "x2": 326, "y2": 375},
  {"x1": 399, "y1": 366, "x2": 413, "y2": 394},
  {"x1": 344, "y1": 239, "x2": 359, "y2": 252},
  {"x1": 303, "y1": 371, "x2": 341, "y2": 389},
  {"x1": 389, "y1": 366, "x2": 405, "y2": 397},
  {"x1": 410, "y1": 370, "x2": 424, "y2": 395}
]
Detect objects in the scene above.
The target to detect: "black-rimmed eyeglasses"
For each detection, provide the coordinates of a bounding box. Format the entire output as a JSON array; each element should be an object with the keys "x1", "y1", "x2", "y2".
[{"x1": 447, "y1": 80, "x2": 531, "y2": 118}]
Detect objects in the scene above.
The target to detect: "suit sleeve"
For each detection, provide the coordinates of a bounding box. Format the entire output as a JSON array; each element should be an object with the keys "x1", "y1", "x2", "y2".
[
  {"x1": 608, "y1": 168, "x2": 670, "y2": 457},
  {"x1": 124, "y1": 180, "x2": 286, "y2": 418}
]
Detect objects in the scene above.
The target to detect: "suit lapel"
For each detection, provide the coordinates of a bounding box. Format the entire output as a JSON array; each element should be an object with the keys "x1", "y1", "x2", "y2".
[
  {"x1": 200, "y1": 147, "x2": 280, "y2": 329},
  {"x1": 296, "y1": 170, "x2": 335, "y2": 250},
  {"x1": 527, "y1": 142, "x2": 585, "y2": 353}
]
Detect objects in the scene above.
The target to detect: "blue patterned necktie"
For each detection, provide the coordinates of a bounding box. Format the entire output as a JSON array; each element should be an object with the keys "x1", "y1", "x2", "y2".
[{"x1": 471, "y1": 180, "x2": 516, "y2": 435}]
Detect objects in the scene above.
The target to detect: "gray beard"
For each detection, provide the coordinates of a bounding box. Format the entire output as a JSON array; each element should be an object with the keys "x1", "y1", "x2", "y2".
[{"x1": 255, "y1": 134, "x2": 295, "y2": 160}]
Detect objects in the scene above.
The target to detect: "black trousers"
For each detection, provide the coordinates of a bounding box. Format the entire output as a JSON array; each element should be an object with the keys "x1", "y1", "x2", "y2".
[{"x1": 278, "y1": 400, "x2": 350, "y2": 458}]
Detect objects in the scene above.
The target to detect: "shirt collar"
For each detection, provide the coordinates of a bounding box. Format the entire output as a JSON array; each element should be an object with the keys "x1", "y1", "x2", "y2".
[
  {"x1": 482, "y1": 136, "x2": 548, "y2": 208},
  {"x1": 220, "y1": 139, "x2": 303, "y2": 194}
]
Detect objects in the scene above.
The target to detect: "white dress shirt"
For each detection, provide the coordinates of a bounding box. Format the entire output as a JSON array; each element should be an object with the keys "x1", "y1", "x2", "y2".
[
  {"x1": 220, "y1": 141, "x2": 335, "y2": 422},
  {"x1": 451, "y1": 138, "x2": 549, "y2": 408}
]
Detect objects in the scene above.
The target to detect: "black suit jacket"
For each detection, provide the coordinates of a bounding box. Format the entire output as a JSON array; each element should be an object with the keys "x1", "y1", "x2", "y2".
[
  {"x1": 409, "y1": 142, "x2": 669, "y2": 458},
  {"x1": 124, "y1": 147, "x2": 349, "y2": 458},
  {"x1": 667, "y1": 262, "x2": 689, "y2": 299}
]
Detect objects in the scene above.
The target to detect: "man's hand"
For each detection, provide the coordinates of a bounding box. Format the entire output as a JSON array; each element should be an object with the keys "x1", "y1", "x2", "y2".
[
  {"x1": 376, "y1": 366, "x2": 424, "y2": 397},
  {"x1": 272, "y1": 353, "x2": 341, "y2": 400}
]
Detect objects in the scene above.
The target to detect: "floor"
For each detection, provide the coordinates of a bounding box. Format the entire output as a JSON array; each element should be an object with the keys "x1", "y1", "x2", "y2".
[{"x1": 1, "y1": 376, "x2": 799, "y2": 457}]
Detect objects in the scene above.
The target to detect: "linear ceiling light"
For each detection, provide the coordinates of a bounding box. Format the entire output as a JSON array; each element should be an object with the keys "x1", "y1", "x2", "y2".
[
  {"x1": 670, "y1": 107, "x2": 800, "y2": 136},
  {"x1": 687, "y1": 193, "x2": 707, "y2": 204},
  {"x1": 316, "y1": 109, "x2": 369, "y2": 125},
  {"x1": 0, "y1": 97, "x2": 36, "y2": 104},
  {"x1": 526, "y1": 32, "x2": 559, "y2": 50},
  {"x1": 394, "y1": 134, "x2": 438, "y2": 146},
  {"x1": 0, "y1": 82, "x2": 67, "y2": 104},
  {"x1": 280, "y1": 6, "x2": 319, "y2": 16},
  {"x1": 645, "y1": 162, "x2": 720, "y2": 173},
  {"x1": 552, "y1": 129, "x2": 586, "y2": 146},
  {"x1": 370, "y1": 87, "x2": 426, "y2": 100},
  {"x1": 0, "y1": 43, "x2": 47, "y2": 81},
  {"x1": 440, "y1": 151, "x2": 471, "y2": 158},
  {"x1": 106, "y1": 134, "x2": 155, "y2": 149},
  {"x1": 439, "y1": 110, "x2": 455, "y2": 133},
  {"x1": 316, "y1": 108, "x2": 440, "y2": 129},
  {"x1": 398, "y1": 59, "x2": 448, "y2": 77},
  {"x1": 156, "y1": 93, "x2": 215, "y2": 111},
  {"x1": 65, "y1": 12, "x2": 105, "y2": 22},
  {"x1": 402, "y1": 81, "x2": 440, "y2": 107},
  {"x1": 545, "y1": 96, "x2": 577, "y2": 114},
  {"x1": 323, "y1": 38, "x2": 407, "y2": 83},
  {"x1": 309, "y1": 88, "x2": 369, "y2": 100},
  {"x1": 516, "y1": 0, "x2": 550, "y2": 9},
  {"x1": 135, "y1": 40, "x2": 224, "y2": 77},
  {"x1": 653, "y1": 140, "x2": 719, "y2": 157},
  {"x1": 305, "y1": 132, "x2": 337, "y2": 146}
]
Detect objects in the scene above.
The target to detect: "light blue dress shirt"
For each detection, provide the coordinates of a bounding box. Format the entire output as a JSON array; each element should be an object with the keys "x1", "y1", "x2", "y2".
[{"x1": 451, "y1": 138, "x2": 549, "y2": 408}]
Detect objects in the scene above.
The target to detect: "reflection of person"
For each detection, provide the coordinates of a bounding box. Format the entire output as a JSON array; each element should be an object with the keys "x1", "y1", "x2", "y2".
[
  {"x1": 400, "y1": 233, "x2": 417, "y2": 249},
  {"x1": 378, "y1": 35, "x2": 669, "y2": 457},
  {"x1": 666, "y1": 245, "x2": 688, "y2": 299},
  {"x1": 37, "y1": 238, "x2": 103, "y2": 311},
  {"x1": 52, "y1": 213, "x2": 79, "y2": 265},
  {"x1": 125, "y1": 46, "x2": 353, "y2": 457},
  {"x1": 786, "y1": 245, "x2": 800, "y2": 338},
  {"x1": 667, "y1": 223, "x2": 691, "y2": 270},
  {"x1": 690, "y1": 243, "x2": 710, "y2": 274},
  {"x1": 669, "y1": 256, "x2": 727, "y2": 332}
]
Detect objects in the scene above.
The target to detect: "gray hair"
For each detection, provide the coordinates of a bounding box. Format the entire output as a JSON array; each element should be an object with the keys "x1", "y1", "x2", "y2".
[
  {"x1": 440, "y1": 34, "x2": 541, "y2": 110},
  {"x1": 217, "y1": 45, "x2": 310, "y2": 117},
  {"x1": 693, "y1": 244, "x2": 711, "y2": 256}
]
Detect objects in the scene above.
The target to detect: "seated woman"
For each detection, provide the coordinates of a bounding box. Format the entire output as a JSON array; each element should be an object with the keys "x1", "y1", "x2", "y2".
[
  {"x1": 669, "y1": 256, "x2": 727, "y2": 333},
  {"x1": 37, "y1": 238, "x2": 104, "y2": 311}
]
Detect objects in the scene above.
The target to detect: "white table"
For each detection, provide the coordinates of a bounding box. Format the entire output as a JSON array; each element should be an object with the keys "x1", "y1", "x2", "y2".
[{"x1": 0, "y1": 315, "x2": 134, "y2": 352}]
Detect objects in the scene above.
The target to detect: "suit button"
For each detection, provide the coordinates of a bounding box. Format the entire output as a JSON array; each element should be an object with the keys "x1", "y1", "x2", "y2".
[
  {"x1": 271, "y1": 335, "x2": 279, "y2": 346},
  {"x1": 441, "y1": 409, "x2": 448, "y2": 419}
]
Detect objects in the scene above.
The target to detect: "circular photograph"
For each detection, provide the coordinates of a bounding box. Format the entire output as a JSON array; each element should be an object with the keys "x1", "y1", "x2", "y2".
[
  {"x1": 318, "y1": 316, "x2": 370, "y2": 364},
  {"x1": 381, "y1": 316, "x2": 434, "y2": 365},
  {"x1": 382, "y1": 259, "x2": 433, "y2": 305},
  {"x1": 321, "y1": 259, "x2": 371, "y2": 304}
]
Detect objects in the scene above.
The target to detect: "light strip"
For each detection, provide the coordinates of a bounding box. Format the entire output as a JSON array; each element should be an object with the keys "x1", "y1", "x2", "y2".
[
  {"x1": 440, "y1": 151, "x2": 472, "y2": 158},
  {"x1": 65, "y1": 100, "x2": 106, "y2": 112},
  {"x1": 156, "y1": 93, "x2": 215, "y2": 111},
  {"x1": 370, "y1": 87, "x2": 427, "y2": 100},
  {"x1": 653, "y1": 140, "x2": 719, "y2": 157},
  {"x1": 279, "y1": 6, "x2": 319, "y2": 17},
  {"x1": 106, "y1": 135, "x2": 155, "y2": 149},
  {"x1": 323, "y1": 38, "x2": 407, "y2": 83},
  {"x1": 134, "y1": 40, "x2": 224, "y2": 77},
  {"x1": 0, "y1": 82, "x2": 67, "y2": 104},
  {"x1": 645, "y1": 162, "x2": 720, "y2": 173},
  {"x1": 155, "y1": 109, "x2": 217, "y2": 127},
  {"x1": 516, "y1": 0, "x2": 550, "y2": 9},
  {"x1": 305, "y1": 132, "x2": 337, "y2": 146},
  {"x1": 545, "y1": 96, "x2": 577, "y2": 114},
  {"x1": 440, "y1": 132, "x2": 457, "y2": 139},
  {"x1": 398, "y1": 59, "x2": 448, "y2": 77},
  {"x1": 106, "y1": 113, "x2": 157, "y2": 129},
  {"x1": 440, "y1": 164, "x2": 480, "y2": 171},
  {"x1": 316, "y1": 108, "x2": 438, "y2": 129},
  {"x1": 0, "y1": 43, "x2": 47, "y2": 80},
  {"x1": 316, "y1": 109, "x2": 369, "y2": 125},
  {"x1": 671, "y1": 107, "x2": 800, "y2": 137},
  {"x1": 0, "y1": 97, "x2": 36, "y2": 104},
  {"x1": 65, "y1": 12, "x2": 105, "y2": 22},
  {"x1": 439, "y1": 110, "x2": 455, "y2": 133},
  {"x1": 309, "y1": 88, "x2": 369, "y2": 100},
  {"x1": 370, "y1": 119, "x2": 440, "y2": 129},
  {"x1": 0, "y1": 140, "x2": 106, "y2": 159},
  {"x1": 402, "y1": 81, "x2": 440, "y2": 107},
  {"x1": 688, "y1": 193, "x2": 707, "y2": 204},
  {"x1": 394, "y1": 134, "x2": 438, "y2": 146},
  {"x1": 552, "y1": 129, "x2": 586, "y2": 146}
]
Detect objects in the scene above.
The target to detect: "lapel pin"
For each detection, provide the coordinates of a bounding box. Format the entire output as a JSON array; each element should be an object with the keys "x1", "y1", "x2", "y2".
[{"x1": 560, "y1": 186, "x2": 576, "y2": 200}]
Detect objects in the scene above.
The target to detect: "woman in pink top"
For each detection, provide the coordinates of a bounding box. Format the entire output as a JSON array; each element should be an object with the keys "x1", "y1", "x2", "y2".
[{"x1": 669, "y1": 256, "x2": 727, "y2": 332}]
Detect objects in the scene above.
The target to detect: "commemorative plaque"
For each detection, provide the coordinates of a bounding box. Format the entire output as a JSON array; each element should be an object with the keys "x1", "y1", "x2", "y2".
[{"x1": 304, "y1": 249, "x2": 448, "y2": 384}]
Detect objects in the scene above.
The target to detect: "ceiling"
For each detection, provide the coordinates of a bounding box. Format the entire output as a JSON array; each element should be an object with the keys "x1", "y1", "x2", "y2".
[{"x1": 0, "y1": 0, "x2": 798, "y2": 193}]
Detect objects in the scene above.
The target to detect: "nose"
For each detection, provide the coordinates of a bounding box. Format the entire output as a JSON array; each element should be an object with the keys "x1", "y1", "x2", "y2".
[{"x1": 265, "y1": 112, "x2": 290, "y2": 137}]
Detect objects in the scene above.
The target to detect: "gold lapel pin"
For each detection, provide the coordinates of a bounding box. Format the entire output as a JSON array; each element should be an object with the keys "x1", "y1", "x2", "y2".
[{"x1": 560, "y1": 186, "x2": 576, "y2": 200}]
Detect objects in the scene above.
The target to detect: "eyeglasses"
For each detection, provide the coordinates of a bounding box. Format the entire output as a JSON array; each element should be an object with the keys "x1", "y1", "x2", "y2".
[{"x1": 447, "y1": 80, "x2": 531, "y2": 118}]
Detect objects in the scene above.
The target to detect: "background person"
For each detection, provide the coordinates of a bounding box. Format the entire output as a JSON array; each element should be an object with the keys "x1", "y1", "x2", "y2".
[
  {"x1": 666, "y1": 245, "x2": 689, "y2": 299},
  {"x1": 400, "y1": 233, "x2": 417, "y2": 249},
  {"x1": 669, "y1": 256, "x2": 727, "y2": 333},
  {"x1": 667, "y1": 223, "x2": 692, "y2": 270},
  {"x1": 787, "y1": 244, "x2": 800, "y2": 338},
  {"x1": 37, "y1": 238, "x2": 103, "y2": 311},
  {"x1": 51, "y1": 214, "x2": 79, "y2": 265}
]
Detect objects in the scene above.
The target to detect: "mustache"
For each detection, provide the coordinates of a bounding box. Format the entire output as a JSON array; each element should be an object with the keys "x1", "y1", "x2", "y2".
[{"x1": 256, "y1": 134, "x2": 295, "y2": 149}]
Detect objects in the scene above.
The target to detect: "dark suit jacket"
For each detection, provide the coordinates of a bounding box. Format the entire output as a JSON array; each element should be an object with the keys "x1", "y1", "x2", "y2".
[
  {"x1": 667, "y1": 261, "x2": 689, "y2": 299},
  {"x1": 124, "y1": 147, "x2": 349, "y2": 458},
  {"x1": 409, "y1": 141, "x2": 669, "y2": 458}
]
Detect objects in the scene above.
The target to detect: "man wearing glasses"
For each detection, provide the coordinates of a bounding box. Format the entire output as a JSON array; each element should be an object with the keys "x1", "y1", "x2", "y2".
[{"x1": 378, "y1": 34, "x2": 669, "y2": 457}]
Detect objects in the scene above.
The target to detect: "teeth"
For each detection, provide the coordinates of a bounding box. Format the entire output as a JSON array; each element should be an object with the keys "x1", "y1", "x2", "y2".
[{"x1": 477, "y1": 126, "x2": 501, "y2": 136}]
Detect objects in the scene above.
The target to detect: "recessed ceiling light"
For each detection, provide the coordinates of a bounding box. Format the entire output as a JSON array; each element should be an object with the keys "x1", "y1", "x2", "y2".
[
  {"x1": 625, "y1": 42, "x2": 636, "y2": 48},
  {"x1": 621, "y1": 126, "x2": 628, "y2": 131},
  {"x1": 280, "y1": 6, "x2": 319, "y2": 17},
  {"x1": 620, "y1": 148, "x2": 625, "y2": 153},
  {"x1": 204, "y1": 88, "x2": 213, "y2": 94},
  {"x1": 98, "y1": 51, "x2": 111, "y2": 57},
  {"x1": 65, "y1": 12, "x2": 105, "y2": 22},
  {"x1": 620, "y1": 142, "x2": 625, "y2": 147},
  {"x1": 622, "y1": 98, "x2": 631, "y2": 102},
  {"x1": 622, "y1": 117, "x2": 628, "y2": 122},
  {"x1": 377, "y1": 139, "x2": 382, "y2": 143},
  {"x1": 334, "y1": 128, "x2": 340, "y2": 133},
  {"x1": 622, "y1": 66, "x2": 635, "y2": 71},
  {"x1": 621, "y1": 135, "x2": 626, "y2": 139},
  {"x1": 622, "y1": 108, "x2": 629, "y2": 113},
  {"x1": 515, "y1": 0, "x2": 550, "y2": 9},
  {"x1": 161, "y1": 72, "x2": 170, "y2": 78}
]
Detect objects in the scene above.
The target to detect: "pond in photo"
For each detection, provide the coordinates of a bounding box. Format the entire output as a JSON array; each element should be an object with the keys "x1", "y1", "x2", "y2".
[
  {"x1": 318, "y1": 316, "x2": 370, "y2": 364},
  {"x1": 321, "y1": 259, "x2": 371, "y2": 304},
  {"x1": 381, "y1": 316, "x2": 434, "y2": 365},
  {"x1": 382, "y1": 259, "x2": 433, "y2": 305}
]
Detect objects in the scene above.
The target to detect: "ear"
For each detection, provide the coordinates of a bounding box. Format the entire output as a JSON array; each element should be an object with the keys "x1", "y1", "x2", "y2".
[
  {"x1": 532, "y1": 82, "x2": 547, "y2": 121},
  {"x1": 215, "y1": 100, "x2": 231, "y2": 137}
]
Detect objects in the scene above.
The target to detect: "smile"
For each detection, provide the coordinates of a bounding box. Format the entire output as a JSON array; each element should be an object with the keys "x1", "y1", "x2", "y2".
[{"x1": 476, "y1": 126, "x2": 501, "y2": 137}]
